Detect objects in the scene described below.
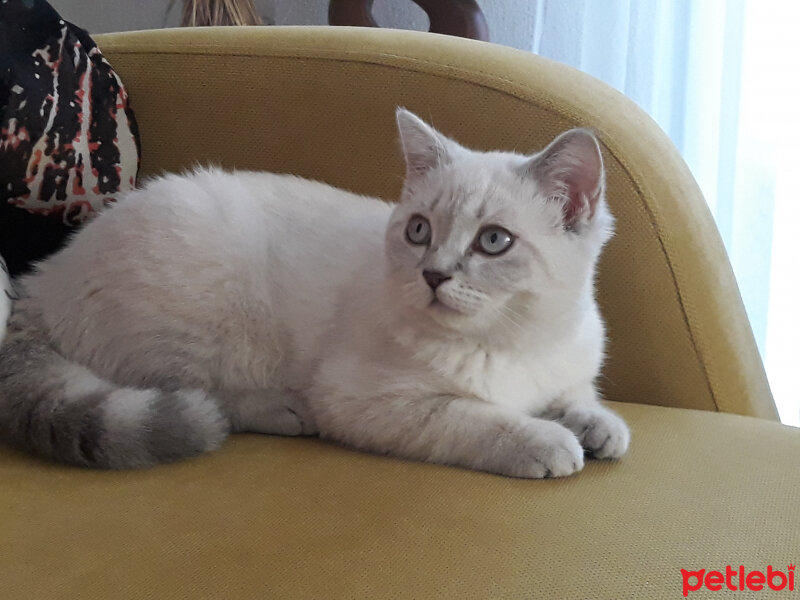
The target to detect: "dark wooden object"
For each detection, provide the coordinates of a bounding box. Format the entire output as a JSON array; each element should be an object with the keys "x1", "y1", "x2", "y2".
[{"x1": 328, "y1": 0, "x2": 490, "y2": 41}]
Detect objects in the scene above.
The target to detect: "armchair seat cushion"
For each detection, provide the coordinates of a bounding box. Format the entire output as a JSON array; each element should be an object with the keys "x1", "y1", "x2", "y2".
[{"x1": 3, "y1": 401, "x2": 798, "y2": 599}]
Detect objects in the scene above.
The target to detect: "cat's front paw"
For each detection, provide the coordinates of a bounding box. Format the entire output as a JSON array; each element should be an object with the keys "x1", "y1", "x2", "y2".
[
  {"x1": 496, "y1": 420, "x2": 584, "y2": 478},
  {"x1": 559, "y1": 406, "x2": 630, "y2": 459}
]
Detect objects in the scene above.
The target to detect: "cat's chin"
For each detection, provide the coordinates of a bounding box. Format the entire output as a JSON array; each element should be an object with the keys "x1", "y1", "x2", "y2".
[{"x1": 425, "y1": 298, "x2": 484, "y2": 331}]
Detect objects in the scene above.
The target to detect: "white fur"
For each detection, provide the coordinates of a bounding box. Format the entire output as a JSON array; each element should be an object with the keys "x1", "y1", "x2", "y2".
[
  {"x1": 61, "y1": 364, "x2": 114, "y2": 399},
  {"x1": 0, "y1": 256, "x2": 12, "y2": 347},
  {"x1": 18, "y1": 109, "x2": 629, "y2": 477},
  {"x1": 103, "y1": 389, "x2": 155, "y2": 434}
]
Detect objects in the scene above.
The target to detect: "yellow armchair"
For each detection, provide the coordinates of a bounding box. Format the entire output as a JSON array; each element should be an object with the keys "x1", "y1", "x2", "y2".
[{"x1": 2, "y1": 27, "x2": 797, "y2": 600}]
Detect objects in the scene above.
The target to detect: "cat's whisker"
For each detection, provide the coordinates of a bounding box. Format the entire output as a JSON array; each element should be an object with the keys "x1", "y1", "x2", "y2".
[
  {"x1": 500, "y1": 308, "x2": 526, "y2": 325},
  {"x1": 500, "y1": 314, "x2": 523, "y2": 332},
  {"x1": 496, "y1": 302, "x2": 524, "y2": 323},
  {"x1": 491, "y1": 305, "x2": 524, "y2": 333}
]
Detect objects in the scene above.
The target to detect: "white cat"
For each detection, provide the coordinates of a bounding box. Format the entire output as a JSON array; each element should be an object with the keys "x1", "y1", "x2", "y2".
[{"x1": 0, "y1": 109, "x2": 629, "y2": 477}]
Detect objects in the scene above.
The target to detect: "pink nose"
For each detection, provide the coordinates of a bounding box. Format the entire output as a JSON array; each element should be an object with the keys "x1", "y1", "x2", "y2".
[{"x1": 422, "y1": 270, "x2": 451, "y2": 290}]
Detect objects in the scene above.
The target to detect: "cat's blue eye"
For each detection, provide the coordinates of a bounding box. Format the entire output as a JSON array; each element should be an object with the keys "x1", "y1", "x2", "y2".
[
  {"x1": 476, "y1": 226, "x2": 514, "y2": 256},
  {"x1": 406, "y1": 215, "x2": 432, "y2": 245}
]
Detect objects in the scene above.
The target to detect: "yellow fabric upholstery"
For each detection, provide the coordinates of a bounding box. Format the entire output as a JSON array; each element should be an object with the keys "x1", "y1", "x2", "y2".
[
  {"x1": 3, "y1": 402, "x2": 799, "y2": 599},
  {"x1": 3, "y1": 28, "x2": 796, "y2": 600}
]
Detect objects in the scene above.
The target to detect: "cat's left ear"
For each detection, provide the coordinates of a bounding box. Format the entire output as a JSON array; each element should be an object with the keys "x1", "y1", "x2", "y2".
[
  {"x1": 521, "y1": 128, "x2": 605, "y2": 231},
  {"x1": 396, "y1": 108, "x2": 462, "y2": 181}
]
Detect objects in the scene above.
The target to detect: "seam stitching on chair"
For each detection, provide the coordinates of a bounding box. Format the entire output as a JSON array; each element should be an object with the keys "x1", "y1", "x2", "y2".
[{"x1": 108, "y1": 46, "x2": 721, "y2": 412}]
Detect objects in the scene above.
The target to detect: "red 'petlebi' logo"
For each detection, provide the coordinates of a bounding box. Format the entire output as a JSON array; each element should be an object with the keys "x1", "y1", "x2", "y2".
[{"x1": 682, "y1": 564, "x2": 795, "y2": 596}]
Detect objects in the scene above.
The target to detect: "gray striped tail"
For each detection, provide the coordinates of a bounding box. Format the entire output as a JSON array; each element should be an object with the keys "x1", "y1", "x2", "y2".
[{"x1": 0, "y1": 313, "x2": 229, "y2": 469}]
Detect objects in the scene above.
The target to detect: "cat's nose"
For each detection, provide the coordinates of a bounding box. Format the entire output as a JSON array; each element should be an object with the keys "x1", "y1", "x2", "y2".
[{"x1": 422, "y1": 270, "x2": 451, "y2": 290}]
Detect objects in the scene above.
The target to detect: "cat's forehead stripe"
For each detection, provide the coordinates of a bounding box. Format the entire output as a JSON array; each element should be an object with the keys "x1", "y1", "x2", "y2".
[
  {"x1": 474, "y1": 183, "x2": 501, "y2": 220},
  {"x1": 429, "y1": 181, "x2": 481, "y2": 215},
  {"x1": 475, "y1": 200, "x2": 486, "y2": 220},
  {"x1": 444, "y1": 178, "x2": 501, "y2": 220}
]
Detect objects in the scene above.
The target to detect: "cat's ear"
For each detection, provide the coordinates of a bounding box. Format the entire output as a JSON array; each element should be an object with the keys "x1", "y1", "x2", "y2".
[
  {"x1": 396, "y1": 108, "x2": 460, "y2": 180},
  {"x1": 522, "y1": 128, "x2": 605, "y2": 231}
]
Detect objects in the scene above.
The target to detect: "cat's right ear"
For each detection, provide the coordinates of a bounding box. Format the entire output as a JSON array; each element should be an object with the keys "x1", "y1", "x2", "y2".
[
  {"x1": 396, "y1": 108, "x2": 460, "y2": 181},
  {"x1": 520, "y1": 128, "x2": 605, "y2": 232}
]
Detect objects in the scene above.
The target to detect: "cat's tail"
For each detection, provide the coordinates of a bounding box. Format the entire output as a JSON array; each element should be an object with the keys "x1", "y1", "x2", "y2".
[{"x1": 0, "y1": 309, "x2": 229, "y2": 469}]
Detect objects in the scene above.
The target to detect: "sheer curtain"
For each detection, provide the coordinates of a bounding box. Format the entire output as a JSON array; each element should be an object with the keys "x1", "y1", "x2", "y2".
[{"x1": 527, "y1": 0, "x2": 799, "y2": 424}]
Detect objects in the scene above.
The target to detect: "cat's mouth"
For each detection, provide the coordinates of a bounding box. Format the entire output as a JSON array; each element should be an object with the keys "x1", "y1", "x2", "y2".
[{"x1": 429, "y1": 296, "x2": 461, "y2": 315}]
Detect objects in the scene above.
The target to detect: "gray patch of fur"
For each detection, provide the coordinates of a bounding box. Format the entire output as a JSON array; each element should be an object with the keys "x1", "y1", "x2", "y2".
[
  {"x1": 0, "y1": 307, "x2": 229, "y2": 468},
  {"x1": 143, "y1": 391, "x2": 228, "y2": 464}
]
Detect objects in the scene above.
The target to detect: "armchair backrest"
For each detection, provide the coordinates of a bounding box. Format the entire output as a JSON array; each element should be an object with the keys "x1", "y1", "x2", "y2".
[{"x1": 96, "y1": 27, "x2": 776, "y2": 419}]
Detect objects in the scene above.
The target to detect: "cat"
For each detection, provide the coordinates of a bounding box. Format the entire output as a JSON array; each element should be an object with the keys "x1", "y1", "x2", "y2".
[{"x1": 0, "y1": 109, "x2": 629, "y2": 477}]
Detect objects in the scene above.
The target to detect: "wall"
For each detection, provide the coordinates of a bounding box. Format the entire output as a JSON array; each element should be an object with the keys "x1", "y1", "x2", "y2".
[
  {"x1": 47, "y1": 0, "x2": 540, "y2": 52},
  {"x1": 49, "y1": 0, "x2": 182, "y2": 32}
]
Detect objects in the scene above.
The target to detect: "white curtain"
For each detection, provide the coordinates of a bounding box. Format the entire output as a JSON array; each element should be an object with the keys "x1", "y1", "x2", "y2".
[{"x1": 527, "y1": 0, "x2": 799, "y2": 424}]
